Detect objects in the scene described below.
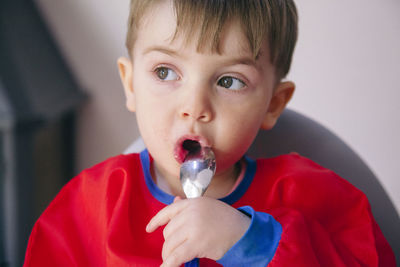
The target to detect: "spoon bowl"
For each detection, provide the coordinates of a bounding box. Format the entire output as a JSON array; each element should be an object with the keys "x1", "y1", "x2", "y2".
[{"x1": 180, "y1": 147, "x2": 216, "y2": 198}]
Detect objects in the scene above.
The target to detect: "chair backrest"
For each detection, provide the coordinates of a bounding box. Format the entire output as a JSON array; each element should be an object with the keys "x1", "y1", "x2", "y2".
[
  {"x1": 124, "y1": 108, "x2": 399, "y2": 261},
  {"x1": 248, "y1": 109, "x2": 399, "y2": 260}
]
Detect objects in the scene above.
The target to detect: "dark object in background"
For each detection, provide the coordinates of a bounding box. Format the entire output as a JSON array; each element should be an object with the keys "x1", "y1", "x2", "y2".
[{"x1": 0, "y1": 0, "x2": 86, "y2": 266}]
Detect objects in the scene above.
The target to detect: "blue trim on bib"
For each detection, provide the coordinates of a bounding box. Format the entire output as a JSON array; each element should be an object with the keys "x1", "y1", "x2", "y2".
[
  {"x1": 140, "y1": 149, "x2": 256, "y2": 205},
  {"x1": 217, "y1": 206, "x2": 282, "y2": 266},
  {"x1": 140, "y1": 149, "x2": 174, "y2": 205}
]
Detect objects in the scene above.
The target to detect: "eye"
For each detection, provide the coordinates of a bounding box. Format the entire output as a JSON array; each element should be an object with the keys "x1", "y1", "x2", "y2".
[
  {"x1": 155, "y1": 67, "x2": 178, "y2": 81},
  {"x1": 217, "y1": 76, "x2": 246, "y2": 90}
]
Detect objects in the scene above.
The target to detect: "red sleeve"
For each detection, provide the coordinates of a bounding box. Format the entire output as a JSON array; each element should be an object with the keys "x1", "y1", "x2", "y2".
[
  {"x1": 24, "y1": 154, "x2": 166, "y2": 267},
  {"x1": 260, "y1": 157, "x2": 396, "y2": 266},
  {"x1": 23, "y1": 163, "x2": 110, "y2": 266}
]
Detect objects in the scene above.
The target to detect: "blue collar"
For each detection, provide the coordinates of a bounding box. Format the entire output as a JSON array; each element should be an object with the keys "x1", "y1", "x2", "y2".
[{"x1": 139, "y1": 149, "x2": 256, "y2": 205}]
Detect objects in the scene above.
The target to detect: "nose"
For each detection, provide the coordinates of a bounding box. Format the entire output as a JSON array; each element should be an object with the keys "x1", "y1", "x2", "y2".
[{"x1": 178, "y1": 85, "x2": 213, "y2": 123}]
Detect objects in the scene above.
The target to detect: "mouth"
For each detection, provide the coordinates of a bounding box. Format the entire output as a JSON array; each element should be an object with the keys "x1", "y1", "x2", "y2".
[
  {"x1": 174, "y1": 136, "x2": 208, "y2": 164},
  {"x1": 182, "y1": 139, "x2": 201, "y2": 156}
]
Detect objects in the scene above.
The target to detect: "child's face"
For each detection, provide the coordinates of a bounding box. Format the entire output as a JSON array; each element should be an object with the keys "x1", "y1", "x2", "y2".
[{"x1": 119, "y1": 0, "x2": 294, "y2": 186}]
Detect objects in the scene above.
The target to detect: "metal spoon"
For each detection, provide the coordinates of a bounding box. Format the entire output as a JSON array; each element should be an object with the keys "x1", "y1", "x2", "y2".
[{"x1": 180, "y1": 147, "x2": 216, "y2": 198}]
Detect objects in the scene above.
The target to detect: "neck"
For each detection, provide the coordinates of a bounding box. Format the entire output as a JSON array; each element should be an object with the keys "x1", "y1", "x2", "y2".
[
  {"x1": 203, "y1": 161, "x2": 242, "y2": 199},
  {"x1": 151, "y1": 160, "x2": 244, "y2": 199},
  {"x1": 151, "y1": 163, "x2": 185, "y2": 197}
]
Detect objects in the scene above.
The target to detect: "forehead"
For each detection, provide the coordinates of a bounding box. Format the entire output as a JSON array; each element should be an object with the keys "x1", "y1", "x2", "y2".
[{"x1": 135, "y1": 0, "x2": 269, "y2": 61}]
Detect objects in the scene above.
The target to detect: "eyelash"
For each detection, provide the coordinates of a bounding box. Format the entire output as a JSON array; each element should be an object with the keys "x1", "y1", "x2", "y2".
[
  {"x1": 217, "y1": 76, "x2": 247, "y2": 91},
  {"x1": 153, "y1": 66, "x2": 180, "y2": 81},
  {"x1": 152, "y1": 65, "x2": 249, "y2": 92}
]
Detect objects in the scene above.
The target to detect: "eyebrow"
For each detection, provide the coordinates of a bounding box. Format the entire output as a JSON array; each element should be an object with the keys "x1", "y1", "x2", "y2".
[
  {"x1": 143, "y1": 45, "x2": 258, "y2": 68},
  {"x1": 227, "y1": 57, "x2": 258, "y2": 68},
  {"x1": 143, "y1": 46, "x2": 180, "y2": 57}
]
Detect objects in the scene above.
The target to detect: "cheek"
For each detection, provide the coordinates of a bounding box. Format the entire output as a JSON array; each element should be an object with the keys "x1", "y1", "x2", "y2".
[
  {"x1": 135, "y1": 94, "x2": 176, "y2": 150},
  {"x1": 214, "y1": 113, "x2": 263, "y2": 170},
  {"x1": 136, "y1": 107, "x2": 168, "y2": 141},
  {"x1": 229, "y1": 122, "x2": 259, "y2": 152}
]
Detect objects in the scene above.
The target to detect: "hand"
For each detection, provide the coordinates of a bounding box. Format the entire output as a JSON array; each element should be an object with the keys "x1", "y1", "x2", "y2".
[{"x1": 146, "y1": 196, "x2": 251, "y2": 267}]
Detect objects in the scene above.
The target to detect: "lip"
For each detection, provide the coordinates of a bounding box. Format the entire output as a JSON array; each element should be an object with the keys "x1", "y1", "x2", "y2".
[{"x1": 174, "y1": 135, "x2": 210, "y2": 164}]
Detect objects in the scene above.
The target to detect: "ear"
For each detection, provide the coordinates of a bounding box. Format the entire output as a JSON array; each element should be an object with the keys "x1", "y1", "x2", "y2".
[
  {"x1": 261, "y1": 81, "x2": 295, "y2": 130},
  {"x1": 117, "y1": 57, "x2": 136, "y2": 112}
]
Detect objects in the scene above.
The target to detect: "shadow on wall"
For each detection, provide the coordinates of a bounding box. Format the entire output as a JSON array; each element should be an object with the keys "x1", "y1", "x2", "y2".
[
  {"x1": 1, "y1": 0, "x2": 87, "y2": 265},
  {"x1": 34, "y1": 0, "x2": 139, "y2": 172}
]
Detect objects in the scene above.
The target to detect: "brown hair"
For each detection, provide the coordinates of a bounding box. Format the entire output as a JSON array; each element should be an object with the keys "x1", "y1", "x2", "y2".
[{"x1": 125, "y1": 0, "x2": 298, "y2": 79}]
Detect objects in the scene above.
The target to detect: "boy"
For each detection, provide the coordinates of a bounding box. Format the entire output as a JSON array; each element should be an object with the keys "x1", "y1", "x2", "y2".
[{"x1": 24, "y1": 0, "x2": 395, "y2": 266}]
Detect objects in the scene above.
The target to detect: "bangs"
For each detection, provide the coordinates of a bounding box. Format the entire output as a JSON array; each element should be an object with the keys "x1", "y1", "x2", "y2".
[
  {"x1": 126, "y1": 0, "x2": 298, "y2": 79},
  {"x1": 173, "y1": 0, "x2": 267, "y2": 58}
]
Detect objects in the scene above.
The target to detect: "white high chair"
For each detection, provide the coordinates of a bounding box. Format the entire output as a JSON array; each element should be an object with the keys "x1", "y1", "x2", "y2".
[{"x1": 124, "y1": 108, "x2": 400, "y2": 261}]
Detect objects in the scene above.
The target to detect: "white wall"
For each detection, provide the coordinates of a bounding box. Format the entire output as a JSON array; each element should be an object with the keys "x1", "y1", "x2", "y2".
[{"x1": 34, "y1": 0, "x2": 400, "y2": 214}]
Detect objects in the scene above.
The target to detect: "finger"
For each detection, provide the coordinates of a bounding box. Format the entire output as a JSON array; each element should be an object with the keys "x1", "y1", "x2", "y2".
[
  {"x1": 161, "y1": 214, "x2": 191, "y2": 260},
  {"x1": 161, "y1": 241, "x2": 196, "y2": 267},
  {"x1": 162, "y1": 228, "x2": 188, "y2": 261},
  {"x1": 162, "y1": 207, "x2": 187, "y2": 240},
  {"x1": 146, "y1": 199, "x2": 188, "y2": 233}
]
